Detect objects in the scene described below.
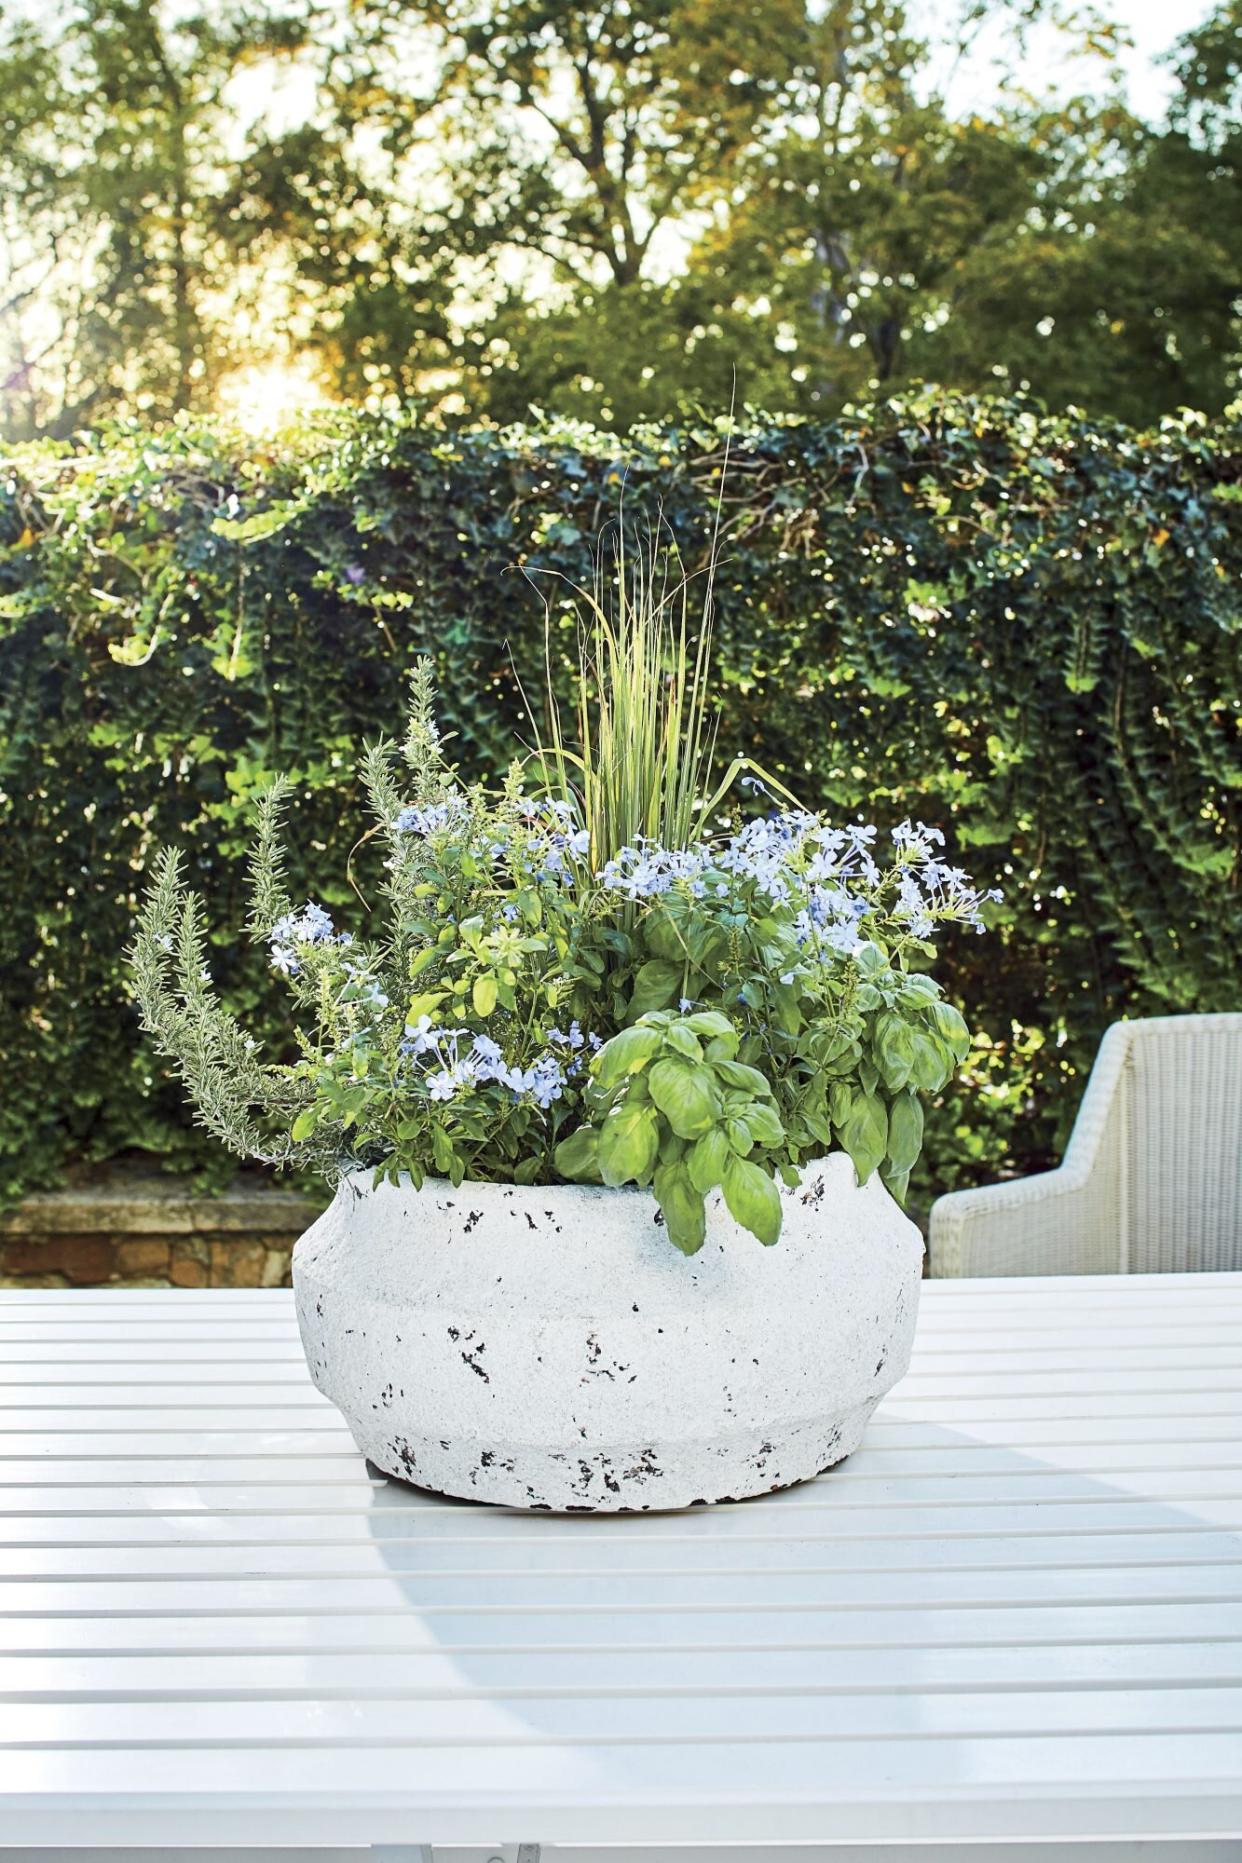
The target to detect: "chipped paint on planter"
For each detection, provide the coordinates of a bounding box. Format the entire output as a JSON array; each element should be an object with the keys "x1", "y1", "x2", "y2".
[{"x1": 292, "y1": 1151, "x2": 923, "y2": 1511}]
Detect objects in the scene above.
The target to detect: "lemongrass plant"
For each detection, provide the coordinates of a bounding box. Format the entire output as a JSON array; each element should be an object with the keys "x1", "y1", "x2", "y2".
[
  {"x1": 132, "y1": 514, "x2": 998, "y2": 1253},
  {"x1": 530, "y1": 511, "x2": 800, "y2": 868},
  {"x1": 532, "y1": 519, "x2": 720, "y2": 865}
]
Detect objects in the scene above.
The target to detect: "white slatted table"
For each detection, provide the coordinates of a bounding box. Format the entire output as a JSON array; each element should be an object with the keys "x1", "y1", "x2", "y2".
[{"x1": 0, "y1": 1275, "x2": 1240, "y2": 1860}]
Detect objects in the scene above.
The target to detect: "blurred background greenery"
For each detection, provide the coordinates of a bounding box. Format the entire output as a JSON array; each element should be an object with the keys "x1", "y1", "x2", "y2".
[
  {"x1": 1, "y1": 0, "x2": 1238, "y2": 439},
  {"x1": 0, "y1": 0, "x2": 1238, "y2": 1217}
]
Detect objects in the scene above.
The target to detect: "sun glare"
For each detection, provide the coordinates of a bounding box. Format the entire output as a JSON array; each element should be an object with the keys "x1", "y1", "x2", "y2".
[{"x1": 216, "y1": 357, "x2": 328, "y2": 434}]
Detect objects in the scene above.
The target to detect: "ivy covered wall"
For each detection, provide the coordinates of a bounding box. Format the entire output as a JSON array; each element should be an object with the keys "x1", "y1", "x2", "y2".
[{"x1": 1, "y1": 392, "x2": 1238, "y2": 1210}]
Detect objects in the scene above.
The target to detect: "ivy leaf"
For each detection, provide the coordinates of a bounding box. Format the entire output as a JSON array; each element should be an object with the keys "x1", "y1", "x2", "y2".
[
  {"x1": 211, "y1": 499, "x2": 307, "y2": 543},
  {"x1": 721, "y1": 1153, "x2": 783, "y2": 1245}
]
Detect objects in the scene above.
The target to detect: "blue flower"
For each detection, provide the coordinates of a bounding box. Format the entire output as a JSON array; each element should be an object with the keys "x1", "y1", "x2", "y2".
[
  {"x1": 395, "y1": 798, "x2": 464, "y2": 836},
  {"x1": 502, "y1": 1052, "x2": 566, "y2": 1110},
  {"x1": 471, "y1": 1033, "x2": 504, "y2": 1069},
  {"x1": 269, "y1": 900, "x2": 341, "y2": 974},
  {"x1": 598, "y1": 842, "x2": 708, "y2": 900}
]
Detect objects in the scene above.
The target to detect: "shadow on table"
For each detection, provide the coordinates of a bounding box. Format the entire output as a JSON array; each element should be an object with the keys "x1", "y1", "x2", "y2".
[{"x1": 355, "y1": 1412, "x2": 1241, "y2": 1771}]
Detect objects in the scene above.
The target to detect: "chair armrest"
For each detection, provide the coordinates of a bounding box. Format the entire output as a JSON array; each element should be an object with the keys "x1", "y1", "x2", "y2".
[{"x1": 929, "y1": 1163, "x2": 1121, "y2": 1278}]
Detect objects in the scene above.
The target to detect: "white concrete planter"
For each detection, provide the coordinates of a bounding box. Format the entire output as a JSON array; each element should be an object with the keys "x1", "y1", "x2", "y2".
[{"x1": 292, "y1": 1151, "x2": 923, "y2": 1511}]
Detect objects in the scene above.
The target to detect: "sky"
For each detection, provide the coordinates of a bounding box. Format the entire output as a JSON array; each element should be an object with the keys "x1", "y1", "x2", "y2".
[{"x1": 918, "y1": 0, "x2": 1220, "y2": 120}]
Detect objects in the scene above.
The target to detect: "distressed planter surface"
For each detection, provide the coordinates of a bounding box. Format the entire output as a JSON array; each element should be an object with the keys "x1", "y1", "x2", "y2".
[{"x1": 292, "y1": 1152, "x2": 923, "y2": 1511}]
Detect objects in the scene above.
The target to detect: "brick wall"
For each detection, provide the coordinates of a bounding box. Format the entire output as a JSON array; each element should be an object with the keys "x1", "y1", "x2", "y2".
[{"x1": 0, "y1": 1178, "x2": 325, "y2": 1287}]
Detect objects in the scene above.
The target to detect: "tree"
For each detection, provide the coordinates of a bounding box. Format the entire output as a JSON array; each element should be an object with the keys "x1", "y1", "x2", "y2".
[
  {"x1": 0, "y1": 0, "x2": 452, "y2": 435},
  {"x1": 426, "y1": 0, "x2": 1240, "y2": 427},
  {"x1": 0, "y1": 0, "x2": 1237, "y2": 436},
  {"x1": 0, "y1": 0, "x2": 288, "y2": 435},
  {"x1": 672, "y1": 0, "x2": 1052, "y2": 413}
]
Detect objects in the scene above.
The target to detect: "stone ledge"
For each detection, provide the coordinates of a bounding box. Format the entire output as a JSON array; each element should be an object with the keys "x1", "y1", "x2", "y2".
[
  {"x1": 0, "y1": 1182, "x2": 323, "y2": 1238},
  {"x1": 0, "y1": 1175, "x2": 326, "y2": 1288}
]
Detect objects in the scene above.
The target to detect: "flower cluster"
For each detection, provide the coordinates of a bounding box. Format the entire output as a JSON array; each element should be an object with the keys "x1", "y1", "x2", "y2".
[
  {"x1": 599, "y1": 841, "x2": 712, "y2": 899},
  {"x1": 598, "y1": 809, "x2": 998, "y2": 949},
  {"x1": 269, "y1": 901, "x2": 351, "y2": 976},
  {"x1": 396, "y1": 790, "x2": 594, "y2": 888},
  {"x1": 394, "y1": 800, "x2": 465, "y2": 836},
  {"x1": 395, "y1": 1015, "x2": 606, "y2": 1111},
  {"x1": 397, "y1": 1022, "x2": 564, "y2": 1109}
]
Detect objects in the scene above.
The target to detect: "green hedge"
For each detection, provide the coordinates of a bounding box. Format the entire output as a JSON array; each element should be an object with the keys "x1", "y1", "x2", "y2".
[{"x1": 1, "y1": 392, "x2": 1238, "y2": 1212}]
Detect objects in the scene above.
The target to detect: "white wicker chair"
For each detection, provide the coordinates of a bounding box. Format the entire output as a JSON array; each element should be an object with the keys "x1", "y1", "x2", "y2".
[{"x1": 928, "y1": 1013, "x2": 1242, "y2": 1277}]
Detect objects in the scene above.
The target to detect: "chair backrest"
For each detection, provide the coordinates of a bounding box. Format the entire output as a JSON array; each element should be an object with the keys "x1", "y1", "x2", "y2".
[{"x1": 1113, "y1": 1016, "x2": 1242, "y2": 1272}]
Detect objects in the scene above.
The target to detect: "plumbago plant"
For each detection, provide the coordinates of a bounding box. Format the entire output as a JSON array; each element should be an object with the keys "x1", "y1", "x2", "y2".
[{"x1": 133, "y1": 537, "x2": 998, "y2": 1254}]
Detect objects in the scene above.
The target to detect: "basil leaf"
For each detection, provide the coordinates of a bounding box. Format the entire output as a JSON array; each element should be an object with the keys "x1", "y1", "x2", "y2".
[
  {"x1": 626, "y1": 958, "x2": 681, "y2": 1019},
  {"x1": 597, "y1": 1101, "x2": 660, "y2": 1185},
  {"x1": 653, "y1": 1162, "x2": 707, "y2": 1255},
  {"x1": 647, "y1": 1057, "x2": 721, "y2": 1139},
  {"x1": 839, "y1": 1089, "x2": 888, "y2": 1183},
  {"x1": 593, "y1": 1023, "x2": 663, "y2": 1089},
  {"x1": 554, "y1": 1125, "x2": 602, "y2": 1182},
  {"x1": 665, "y1": 1023, "x2": 704, "y2": 1061},
  {"x1": 687, "y1": 1126, "x2": 730, "y2": 1193},
  {"x1": 886, "y1": 1088, "x2": 925, "y2": 1175},
  {"x1": 712, "y1": 1057, "x2": 774, "y2": 1095},
  {"x1": 743, "y1": 1101, "x2": 786, "y2": 1147},
  {"x1": 721, "y1": 1153, "x2": 783, "y2": 1246}
]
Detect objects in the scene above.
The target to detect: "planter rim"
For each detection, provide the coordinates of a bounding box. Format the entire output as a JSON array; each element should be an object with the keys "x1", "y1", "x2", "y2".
[{"x1": 335, "y1": 1154, "x2": 849, "y2": 1210}]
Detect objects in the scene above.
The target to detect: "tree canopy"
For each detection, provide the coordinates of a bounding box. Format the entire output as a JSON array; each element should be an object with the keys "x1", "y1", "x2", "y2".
[{"x1": 0, "y1": 0, "x2": 1238, "y2": 437}]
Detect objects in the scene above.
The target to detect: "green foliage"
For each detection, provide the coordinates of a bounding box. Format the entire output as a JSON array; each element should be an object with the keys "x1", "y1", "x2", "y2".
[
  {"x1": 130, "y1": 662, "x2": 990, "y2": 1250},
  {"x1": 532, "y1": 519, "x2": 722, "y2": 865},
  {"x1": 2, "y1": 0, "x2": 1238, "y2": 436},
  {"x1": 0, "y1": 391, "x2": 1238, "y2": 1213}
]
